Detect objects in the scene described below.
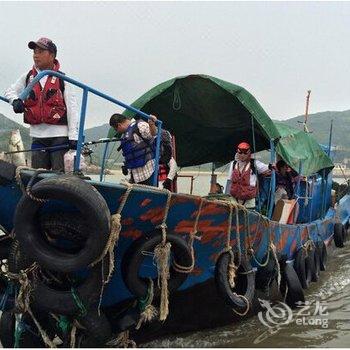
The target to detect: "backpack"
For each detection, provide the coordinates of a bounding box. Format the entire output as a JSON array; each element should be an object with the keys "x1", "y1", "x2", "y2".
[
  {"x1": 134, "y1": 126, "x2": 173, "y2": 165},
  {"x1": 159, "y1": 129, "x2": 173, "y2": 165}
]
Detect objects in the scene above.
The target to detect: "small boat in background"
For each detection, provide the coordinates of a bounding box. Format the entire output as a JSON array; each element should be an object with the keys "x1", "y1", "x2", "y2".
[{"x1": 0, "y1": 72, "x2": 349, "y2": 347}]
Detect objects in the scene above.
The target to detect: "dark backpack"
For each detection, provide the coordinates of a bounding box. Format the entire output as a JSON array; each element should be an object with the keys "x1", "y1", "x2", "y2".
[
  {"x1": 133, "y1": 125, "x2": 173, "y2": 165},
  {"x1": 159, "y1": 129, "x2": 173, "y2": 165}
]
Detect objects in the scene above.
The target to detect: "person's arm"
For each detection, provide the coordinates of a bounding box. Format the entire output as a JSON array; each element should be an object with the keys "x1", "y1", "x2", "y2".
[
  {"x1": 255, "y1": 160, "x2": 271, "y2": 176},
  {"x1": 166, "y1": 158, "x2": 178, "y2": 181},
  {"x1": 4, "y1": 73, "x2": 27, "y2": 103},
  {"x1": 137, "y1": 121, "x2": 153, "y2": 140},
  {"x1": 64, "y1": 82, "x2": 79, "y2": 144},
  {"x1": 148, "y1": 114, "x2": 158, "y2": 136}
]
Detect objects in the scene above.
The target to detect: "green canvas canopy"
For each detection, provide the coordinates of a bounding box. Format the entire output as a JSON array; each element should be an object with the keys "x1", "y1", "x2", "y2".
[
  {"x1": 274, "y1": 121, "x2": 334, "y2": 176},
  {"x1": 108, "y1": 74, "x2": 333, "y2": 175},
  {"x1": 109, "y1": 74, "x2": 280, "y2": 167}
]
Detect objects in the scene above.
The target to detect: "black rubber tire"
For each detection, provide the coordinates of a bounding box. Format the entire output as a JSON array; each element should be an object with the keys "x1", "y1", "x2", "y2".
[
  {"x1": 317, "y1": 241, "x2": 328, "y2": 271},
  {"x1": 280, "y1": 263, "x2": 305, "y2": 309},
  {"x1": 121, "y1": 229, "x2": 193, "y2": 298},
  {"x1": 14, "y1": 175, "x2": 111, "y2": 272},
  {"x1": 76, "y1": 308, "x2": 112, "y2": 348},
  {"x1": 334, "y1": 223, "x2": 344, "y2": 248},
  {"x1": 32, "y1": 261, "x2": 108, "y2": 316},
  {"x1": 0, "y1": 224, "x2": 11, "y2": 260},
  {"x1": 39, "y1": 212, "x2": 86, "y2": 243},
  {"x1": 0, "y1": 235, "x2": 12, "y2": 260},
  {"x1": 294, "y1": 248, "x2": 312, "y2": 289},
  {"x1": 255, "y1": 251, "x2": 278, "y2": 292},
  {"x1": 309, "y1": 245, "x2": 320, "y2": 282},
  {"x1": 8, "y1": 237, "x2": 109, "y2": 316},
  {"x1": 342, "y1": 225, "x2": 347, "y2": 243},
  {"x1": 0, "y1": 310, "x2": 46, "y2": 348},
  {"x1": 8, "y1": 239, "x2": 33, "y2": 273},
  {"x1": 215, "y1": 252, "x2": 255, "y2": 313}
]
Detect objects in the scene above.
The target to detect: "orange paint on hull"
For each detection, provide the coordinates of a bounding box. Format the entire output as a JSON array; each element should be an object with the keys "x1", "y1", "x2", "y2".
[
  {"x1": 121, "y1": 229, "x2": 143, "y2": 240},
  {"x1": 140, "y1": 198, "x2": 152, "y2": 207},
  {"x1": 121, "y1": 217, "x2": 134, "y2": 226}
]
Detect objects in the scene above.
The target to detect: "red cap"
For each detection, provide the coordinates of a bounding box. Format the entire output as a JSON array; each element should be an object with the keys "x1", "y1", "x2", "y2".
[{"x1": 237, "y1": 142, "x2": 251, "y2": 150}]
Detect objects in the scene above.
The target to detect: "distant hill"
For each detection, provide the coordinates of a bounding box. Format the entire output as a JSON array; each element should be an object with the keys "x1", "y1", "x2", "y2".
[
  {"x1": 278, "y1": 110, "x2": 350, "y2": 162},
  {"x1": 1, "y1": 109, "x2": 349, "y2": 167},
  {"x1": 279, "y1": 110, "x2": 350, "y2": 148}
]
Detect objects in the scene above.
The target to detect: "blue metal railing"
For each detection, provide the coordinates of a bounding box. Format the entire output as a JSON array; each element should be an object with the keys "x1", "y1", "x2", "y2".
[
  {"x1": 267, "y1": 139, "x2": 276, "y2": 219},
  {"x1": 0, "y1": 96, "x2": 9, "y2": 103},
  {"x1": 1, "y1": 70, "x2": 162, "y2": 186}
]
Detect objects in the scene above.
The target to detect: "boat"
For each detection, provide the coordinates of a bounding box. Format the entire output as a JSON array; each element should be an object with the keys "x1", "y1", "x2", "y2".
[{"x1": 0, "y1": 72, "x2": 349, "y2": 347}]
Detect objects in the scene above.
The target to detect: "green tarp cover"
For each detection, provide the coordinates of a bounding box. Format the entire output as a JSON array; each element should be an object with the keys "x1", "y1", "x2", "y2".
[
  {"x1": 274, "y1": 121, "x2": 334, "y2": 176},
  {"x1": 109, "y1": 74, "x2": 280, "y2": 167},
  {"x1": 108, "y1": 74, "x2": 333, "y2": 175}
]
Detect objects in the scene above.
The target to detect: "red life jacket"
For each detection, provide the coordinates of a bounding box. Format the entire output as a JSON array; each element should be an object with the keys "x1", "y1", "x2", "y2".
[
  {"x1": 230, "y1": 160, "x2": 257, "y2": 200},
  {"x1": 23, "y1": 60, "x2": 67, "y2": 125}
]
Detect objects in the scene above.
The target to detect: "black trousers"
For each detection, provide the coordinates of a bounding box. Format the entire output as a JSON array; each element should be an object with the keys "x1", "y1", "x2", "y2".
[{"x1": 31, "y1": 137, "x2": 68, "y2": 172}]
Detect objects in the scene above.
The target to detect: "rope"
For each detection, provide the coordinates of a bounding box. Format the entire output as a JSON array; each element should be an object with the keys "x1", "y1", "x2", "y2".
[
  {"x1": 27, "y1": 306, "x2": 56, "y2": 348},
  {"x1": 106, "y1": 330, "x2": 137, "y2": 348},
  {"x1": 231, "y1": 294, "x2": 250, "y2": 316},
  {"x1": 5, "y1": 263, "x2": 39, "y2": 314},
  {"x1": 228, "y1": 249, "x2": 237, "y2": 289},
  {"x1": 69, "y1": 320, "x2": 79, "y2": 348},
  {"x1": 270, "y1": 242, "x2": 281, "y2": 289},
  {"x1": 14, "y1": 313, "x2": 23, "y2": 348},
  {"x1": 154, "y1": 241, "x2": 171, "y2": 321},
  {"x1": 92, "y1": 185, "x2": 133, "y2": 315},
  {"x1": 173, "y1": 198, "x2": 203, "y2": 274},
  {"x1": 152, "y1": 189, "x2": 173, "y2": 321},
  {"x1": 71, "y1": 287, "x2": 87, "y2": 317},
  {"x1": 247, "y1": 214, "x2": 272, "y2": 267},
  {"x1": 15, "y1": 166, "x2": 50, "y2": 203},
  {"x1": 136, "y1": 279, "x2": 158, "y2": 330}
]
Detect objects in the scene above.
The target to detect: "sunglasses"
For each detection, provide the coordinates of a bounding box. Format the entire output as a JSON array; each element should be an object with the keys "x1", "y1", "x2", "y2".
[{"x1": 237, "y1": 149, "x2": 250, "y2": 154}]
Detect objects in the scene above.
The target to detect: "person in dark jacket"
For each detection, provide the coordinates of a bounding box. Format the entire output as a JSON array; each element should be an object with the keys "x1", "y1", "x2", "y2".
[{"x1": 275, "y1": 159, "x2": 299, "y2": 202}]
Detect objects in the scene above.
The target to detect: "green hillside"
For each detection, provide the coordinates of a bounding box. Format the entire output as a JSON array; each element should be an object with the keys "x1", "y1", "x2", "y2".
[{"x1": 279, "y1": 110, "x2": 350, "y2": 148}]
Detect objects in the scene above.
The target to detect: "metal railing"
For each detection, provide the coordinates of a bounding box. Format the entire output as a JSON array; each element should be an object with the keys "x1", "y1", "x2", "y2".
[{"x1": 1, "y1": 70, "x2": 162, "y2": 186}]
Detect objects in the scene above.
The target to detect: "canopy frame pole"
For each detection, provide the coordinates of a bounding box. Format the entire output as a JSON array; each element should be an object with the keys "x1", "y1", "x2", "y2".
[
  {"x1": 267, "y1": 140, "x2": 276, "y2": 219},
  {"x1": 250, "y1": 115, "x2": 260, "y2": 212},
  {"x1": 295, "y1": 161, "x2": 303, "y2": 198},
  {"x1": 100, "y1": 142, "x2": 110, "y2": 182},
  {"x1": 303, "y1": 90, "x2": 311, "y2": 133},
  {"x1": 320, "y1": 120, "x2": 334, "y2": 217}
]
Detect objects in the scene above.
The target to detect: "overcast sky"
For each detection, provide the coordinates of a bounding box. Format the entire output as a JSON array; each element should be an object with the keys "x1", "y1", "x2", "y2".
[{"x1": 1, "y1": 1, "x2": 349, "y2": 129}]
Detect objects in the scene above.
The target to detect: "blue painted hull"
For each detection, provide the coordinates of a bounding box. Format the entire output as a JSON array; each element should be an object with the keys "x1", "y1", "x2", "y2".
[{"x1": 1, "y1": 171, "x2": 349, "y2": 310}]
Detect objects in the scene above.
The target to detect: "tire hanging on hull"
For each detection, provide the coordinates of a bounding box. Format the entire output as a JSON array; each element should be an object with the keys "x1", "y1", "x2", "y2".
[
  {"x1": 294, "y1": 247, "x2": 312, "y2": 289},
  {"x1": 121, "y1": 229, "x2": 193, "y2": 298},
  {"x1": 14, "y1": 175, "x2": 111, "y2": 273},
  {"x1": 280, "y1": 262, "x2": 305, "y2": 309},
  {"x1": 333, "y1": 223, "x2": 345, "y2": 248},
  {"x1": 215, "y1": 251, "x2": 255, "y2": 314}
]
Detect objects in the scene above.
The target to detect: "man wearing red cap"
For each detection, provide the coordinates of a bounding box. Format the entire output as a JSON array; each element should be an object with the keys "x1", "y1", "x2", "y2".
[
  {"x1": 4, "y1": 37, "x2": 79, "y2": 171},
  {"x1": 230, "y1": 142, "x2": 270, "y2": 208}
]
